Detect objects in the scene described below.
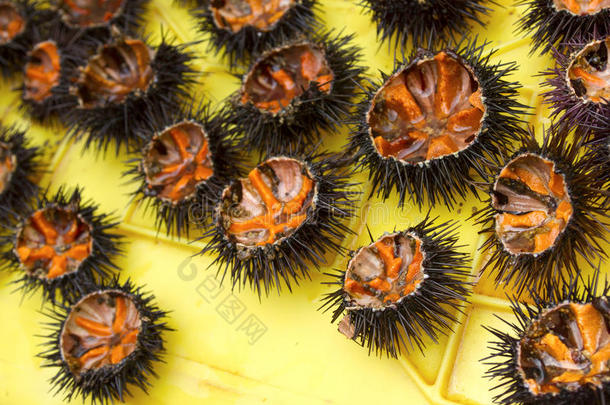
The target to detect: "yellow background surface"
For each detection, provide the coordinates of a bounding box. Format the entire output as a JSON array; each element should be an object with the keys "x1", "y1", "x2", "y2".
[{"x1": 0, "y1": 0, "x2": 608, "y2": 404}]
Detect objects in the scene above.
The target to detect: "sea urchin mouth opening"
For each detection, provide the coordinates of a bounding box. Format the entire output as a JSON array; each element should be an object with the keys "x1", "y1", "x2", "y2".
[
  {"x1": 240, "y1": 43, "x2": 333, "y2": 114},
  {"x1": 344, "y1": 232, "x2": 425, "y2": 310},
  {"x1": 0, "y1": 2, "x2": 24, "y2": 45},
  {"x1": 15, "y1": 206, "x2": 93, "y2": 280},
  {"x1": 23, "y1": 41, "x2": 61, "y2": 103},
  {"x1": 74, "y1": 38, "x2": 155, "y2": 109},
  {"x1": 552, "y1": 0, "x2": 610, "y2": 16},
  {"x1": 368, "y1": 51, "x2": 485, "y2": 164},
  {"x1": 57, "y1": 0, "x2": 126, "y2": 28},
  {"x1": 518, "y1": 298, "x2": 610, "y2": 395},
  {"x1": 60, "y1": 290, "x2": 141, "y2": 376},
  {"x1": 567, "y1": 37, "x2": 609, "y2": 103},
  {"x1": 142, "y1": 121, "x2": 214, "y2": 204},
  {"x1": 493, "y1": 153, "x2": 573, "y2": 256},
  {"x1": 211, "y1": 0, "x2": 295, "y2": 33},
  {"x1": 0, "y1": 142, "x2": 15, "y2": 194},
  {"x1": 219, "y1": 157, "x2": 316, "y2": 248}
]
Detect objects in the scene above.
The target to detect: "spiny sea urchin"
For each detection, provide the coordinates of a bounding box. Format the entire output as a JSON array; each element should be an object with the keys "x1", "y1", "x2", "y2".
[
  {"x1": 349, "y1": 38, "x2": 526, "y2": 208},
  {"x1": 125, "y1": 103, "x2": 244, "y2": 236},
  {"x1": 199, "y1": 151, "x2": 357, "y2": 296},
  {"x1": 1, "y1": 187, "x2": 122, "y2": 303},
  {"x1": 39, "y1": 277, "x2": 170, "y2": 404},
  {"x1": 473, "y1": 127, "x2": 608, "y2": 298},
  {"x1": 228, "y1": 31, "x2": 364, "y2": 155},
  {"x1": 320, "y1": 215, "x2": 471, "y2": 357}
]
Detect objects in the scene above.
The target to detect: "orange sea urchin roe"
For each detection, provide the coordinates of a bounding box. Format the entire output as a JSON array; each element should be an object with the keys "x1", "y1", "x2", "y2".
[
  {"x1": 143, "y1": 121, "x2": 214, "y2": 203},
  {"x1": 0, "y1": 2, "x2": 25, "y2": 44},
  {"x1": 15, "y1": 206, "x2": 93, "y2": 279},
  {"x1": 58, "y1": 0, "x2": 125, "y2": 28},
  {"x1": 568, "y1": 37, "x2": 610, "y2": 103},
  {"x1": 220, "y1": 157, "x2": 315, "y2": 247},
  {"x1": 74, "y1": 38, "x2": 154, "y2": 108},
  {"x1": 519, "y1": 299, "x2": 610, "y2": 395},
  {"x1": 240, "y1": 43, "x2": 333, "y2": 113},
  {"x1": 0, "y1": 142, "x2": 15, "y2": 194},
  {"x1": 60, "y1": 291, "x2": 141, "y2": 375},
  {"x1": 211, "y1": 0, "x2": 294, "y2": 33},
  {"x1": 23, "y1": 41, "x2": 61, "y2": 103},
  {"x1": 369, "y1": 51, "x2": 485, "y2": 164},
  {"x1": 493, "y1": 154, "x2": 572, "y2": 255},
  {"x1": 553, "y1": 0, "x2": 610, "y2": 15},
  {"x1": 344, "y1": 233, "x2": 425, "y2": 308}
]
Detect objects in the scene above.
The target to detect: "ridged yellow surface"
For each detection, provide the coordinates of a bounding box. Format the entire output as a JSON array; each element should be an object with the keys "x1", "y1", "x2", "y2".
[{"x1": 0, "y1": 0, "x2": 608, "y2": 404}]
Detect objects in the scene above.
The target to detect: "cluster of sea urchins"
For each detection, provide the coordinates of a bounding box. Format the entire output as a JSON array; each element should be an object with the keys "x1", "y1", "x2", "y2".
[
  {"x1": 0, "y1": 4, "x2": 181, "y2": 404},
  {"x1": 1, "y1": 0, "x2": 610, "y2": 404}
]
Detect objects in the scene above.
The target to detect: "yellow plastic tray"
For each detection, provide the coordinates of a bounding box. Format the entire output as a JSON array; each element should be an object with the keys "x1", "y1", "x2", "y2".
[{"x1": 1, "y1": 0, "x2": 608, "y2": 404}]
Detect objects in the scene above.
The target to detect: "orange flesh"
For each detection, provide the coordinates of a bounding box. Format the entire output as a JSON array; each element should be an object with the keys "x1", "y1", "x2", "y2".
[
  {"x1": 344, "y1": 233, "x2": 425, "y2": 307},
  {"x1": 75, "y1": 38, "x2": 154, "y2": 108},
  {"x1": 23, "y1": 41, "x2": 61, "y2": 103},
  {"x1": 211, "y1": 0, "x2": 294, "y2": 32},
  {"x1": 221, "y1": 158, "x2": 315, "y2": 247},
  {"x1": 60, "y1": 292, "x2": 141, "y2": 375},
  {"x1": 568, "y1": 38, "x2": 610, "y2": 103},
  {"x1": 369, "y1": 52, "x2": 485, "y2": 164},
  {"x1": 143, "y1": 122, "x2": 214, "y2": 203},
  {"x1": 59, "y1": 0, "x2": 125, "y2": 27},
  {"x1": 520, "y1": 301, "x2": 610, "y2": 394},
  {"x1": 241, "y1": 44, "x2": 333, "y2": 113},
  {"x1": 494, "y1": 154, "x2": 572, "y2": 255},
  {"x1": 553, "y1": 0, "x2": 610, "y2": 14},
  {"x1": 0, "y1": 3, "x2": 25, "y2": 44},
  {"x1": 15, "y1": 207, "x2": 92, "y2": 279}
]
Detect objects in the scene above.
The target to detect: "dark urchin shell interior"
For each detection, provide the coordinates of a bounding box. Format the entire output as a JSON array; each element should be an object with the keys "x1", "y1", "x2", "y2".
[
  {"x1": 125, "y1": 103, "x2": 245, "y2": 237},
  {"x1": 38, "y1": 277, "x2": 170, "y2": 404},
  {"x1": 0, "y1": 186, "x2": 123, "y2": 303},
  {"x1": 348, "y1": 38, "x2": 527, "y2": 208},
  {"x1": 198, "y1": 151, "x2": 357, "y2": 297},
  {"x1": 229, "y1": 31, "x2": 365, "y2": 156},
  {"x1": 320, "y1": 215, "x2": 472, "y2": 358}
]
